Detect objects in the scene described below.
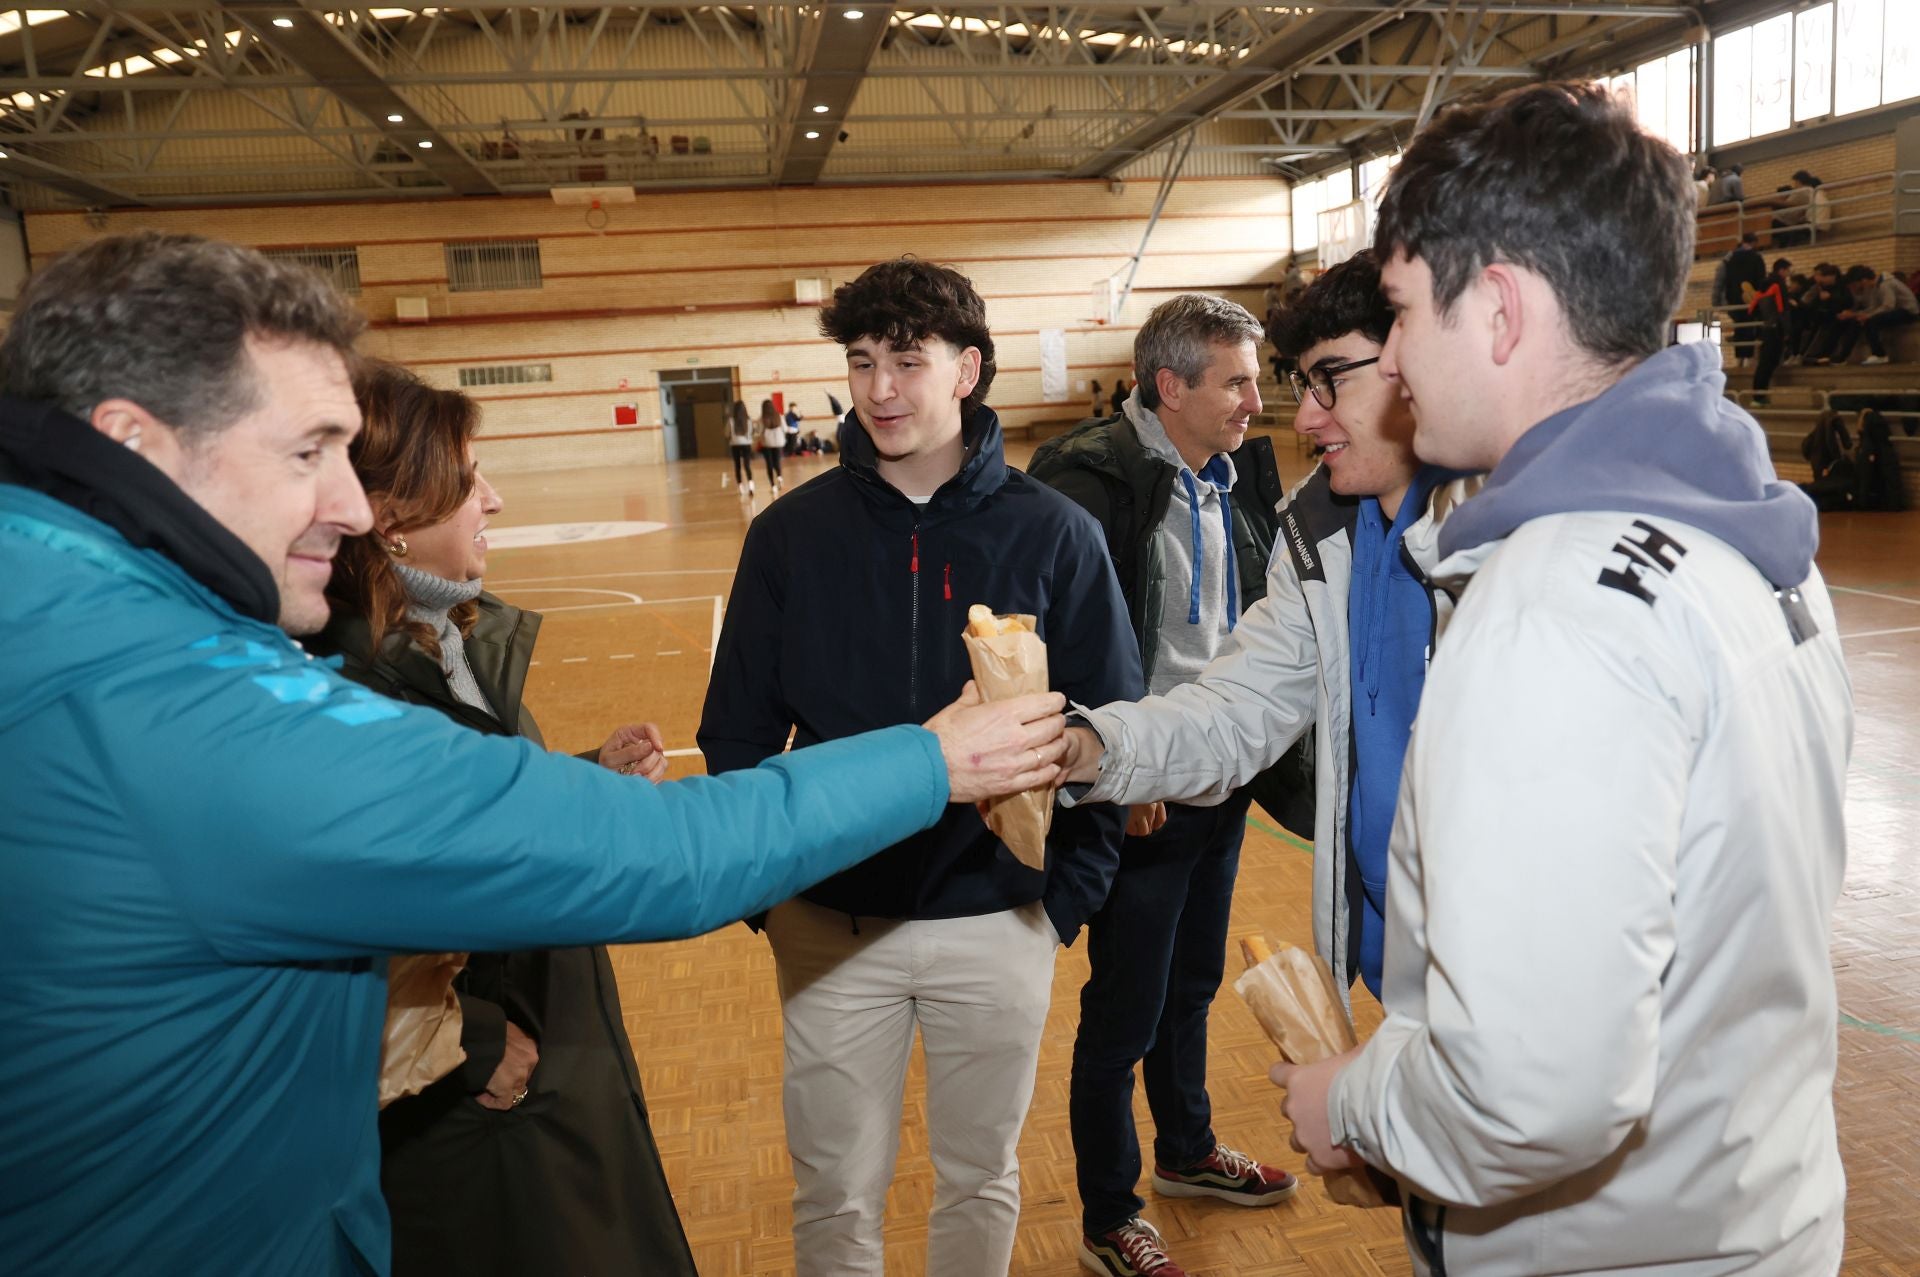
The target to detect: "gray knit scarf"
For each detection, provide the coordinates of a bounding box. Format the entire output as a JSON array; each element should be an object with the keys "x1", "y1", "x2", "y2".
[{"x1": 394, "y1": 562, "x2": 494, "y2": 719}]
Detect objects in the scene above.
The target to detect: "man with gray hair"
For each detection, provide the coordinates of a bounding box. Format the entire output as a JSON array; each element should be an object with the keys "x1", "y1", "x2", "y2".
[
  {"x1": 1030, "y1": 292, "x2": 1296, "y2": 1277},
  {"x1": 0, "y1": 232, "x2": 1068, "y2": 1276}
]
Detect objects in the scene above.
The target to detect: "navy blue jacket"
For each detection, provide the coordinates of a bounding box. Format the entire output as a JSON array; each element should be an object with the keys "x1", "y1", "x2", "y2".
[{"x1": 699, "y1": 406, "x2": 1143, "y2": 943}]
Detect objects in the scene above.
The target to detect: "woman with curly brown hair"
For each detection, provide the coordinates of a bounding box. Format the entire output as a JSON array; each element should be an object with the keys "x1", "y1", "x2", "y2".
[{"x1": 309, "y1": 360, "x2": 697, "y2": 1277}]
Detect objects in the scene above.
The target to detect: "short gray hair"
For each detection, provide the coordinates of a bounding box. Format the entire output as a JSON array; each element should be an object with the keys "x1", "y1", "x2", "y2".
[
  {"x1": 0, "y1": 231, "x2": 365, "y2": 438},
  {"x1": 1133, "y1": 293, "x2": 1264, "y2": 411}
]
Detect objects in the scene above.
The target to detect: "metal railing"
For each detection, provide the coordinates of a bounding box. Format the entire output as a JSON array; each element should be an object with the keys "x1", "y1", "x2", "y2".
[{"x1": 1693, "y1": 169, "x2": 1910, "y2": 258}]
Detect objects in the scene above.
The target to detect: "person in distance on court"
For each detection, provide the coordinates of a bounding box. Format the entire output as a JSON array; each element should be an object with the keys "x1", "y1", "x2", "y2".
[
  {"x1": 305, "y1": 360, "x2": 692, "y2": 1277},
  {"x1": 0, "y1": 231, "x2": 1069, "y2": 1277},
  {"x1": 1044, "y1": 258, "x2": 1480, "y2": 1277},
  {"x1": 728, "y1": 397, "x2": 757, "y2": 494},
  {"x1": 699, "y1": 257, "x2": 1141, "y2": 1277},
  {"x1": 759, "y1": 396, "x2": 788, "y2": 491},
  {"x1": 1269, "y1": 82, "x2": 1851, "y2": 1277}
]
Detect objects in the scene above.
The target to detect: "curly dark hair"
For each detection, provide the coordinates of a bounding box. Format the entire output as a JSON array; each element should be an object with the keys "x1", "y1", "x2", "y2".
[
  {"x1": 1373, "y1": 80, "x2": 1694, "y2": 365},
  {"x1": 1269, "y1": 251, "x2": 1394, "y2": 359},
  {"x1": 818, "y1": 257, "x2": 997, "y2": 418}
]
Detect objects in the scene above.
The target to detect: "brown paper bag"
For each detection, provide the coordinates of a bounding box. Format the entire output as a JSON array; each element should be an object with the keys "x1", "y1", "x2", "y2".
[
  {"x1": 379, "y1": 952, "x2": 469, "y2": 1109},
  {"x1": 1233, "y1": 936, "x2": 1388, "y2": 1209},
  {"x1": 961, "y1": 613, "x2": 1052, "y2": 870}
]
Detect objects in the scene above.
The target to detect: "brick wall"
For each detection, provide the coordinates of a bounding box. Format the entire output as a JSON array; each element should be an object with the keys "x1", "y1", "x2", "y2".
[
  {"x1": 1684, "y1": 127, "x2": 1911, "y2": 316},
  {"x1": 23, "y1": 178, "x2": 1290, "y2": 473}
]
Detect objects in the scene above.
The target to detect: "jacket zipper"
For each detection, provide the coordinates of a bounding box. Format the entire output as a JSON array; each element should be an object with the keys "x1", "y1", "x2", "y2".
[
  {"x1": 1397, "y1": 538, "x2": 1442, "y2": 671},
  {"x1": 909, "y1": 527, "x2": 921, "y2": 717}
]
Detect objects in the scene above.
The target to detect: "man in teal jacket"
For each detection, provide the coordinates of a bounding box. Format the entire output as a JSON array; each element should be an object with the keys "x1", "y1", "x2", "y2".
[{"x1": 0, "y1": 232, "x2": 1068, "y2": 1277}]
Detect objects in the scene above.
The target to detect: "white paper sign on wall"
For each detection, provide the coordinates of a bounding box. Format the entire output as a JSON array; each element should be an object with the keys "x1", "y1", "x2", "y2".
[{"x1": 1039, "y1": 328, "x2": 1069, "y2": 403}]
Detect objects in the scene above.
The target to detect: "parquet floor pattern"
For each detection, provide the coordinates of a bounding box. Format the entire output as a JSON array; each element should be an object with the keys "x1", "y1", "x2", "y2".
[{"x1": 492, "y1": 438, "x2": 1920, "y2": 1276}]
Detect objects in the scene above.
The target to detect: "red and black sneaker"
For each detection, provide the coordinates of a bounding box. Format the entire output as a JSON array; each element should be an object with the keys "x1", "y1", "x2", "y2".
[
  {"x1": 1151, "y1": 1142, "x2": 1298, "y2": 1207},
  {"x1": 1079, "y1": 1217, "x2": 1187, "y2": 1277}
]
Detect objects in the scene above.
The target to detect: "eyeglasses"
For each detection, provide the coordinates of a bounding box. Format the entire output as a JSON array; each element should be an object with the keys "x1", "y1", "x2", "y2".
[{"x1": 1287, "y1": 357, "x2": 1380, "y2": 410}]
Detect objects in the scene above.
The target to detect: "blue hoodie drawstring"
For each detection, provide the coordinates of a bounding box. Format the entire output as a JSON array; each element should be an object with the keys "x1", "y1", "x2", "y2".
[{"x1": 1181, "y1": 459, "x2": 1238, "y2": 629}]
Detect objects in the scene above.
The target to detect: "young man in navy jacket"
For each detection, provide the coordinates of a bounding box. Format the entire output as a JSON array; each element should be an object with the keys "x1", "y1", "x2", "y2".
[{"x1": 698, "y1": 258, "x2": 1142, "y2": 1277}]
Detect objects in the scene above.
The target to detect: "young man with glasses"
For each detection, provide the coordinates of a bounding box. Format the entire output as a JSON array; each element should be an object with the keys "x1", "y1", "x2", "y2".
[{"x1": 1046, "y1": 256, "x2": 1478, "y2": 1275}]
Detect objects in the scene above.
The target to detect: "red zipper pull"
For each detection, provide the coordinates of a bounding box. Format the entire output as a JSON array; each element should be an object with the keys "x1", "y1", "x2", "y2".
[
  {"x1": 911, "y1": 530, "x2": 920, "y2": 574},
  {"x1": 943, "y1": 563, "x2": 952, "y2": 600}
]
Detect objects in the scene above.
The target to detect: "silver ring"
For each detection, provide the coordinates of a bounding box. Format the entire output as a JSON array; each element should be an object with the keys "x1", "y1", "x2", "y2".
[{"x1": 510, "y1": 1087, "x2": 529, "y2": 1108}]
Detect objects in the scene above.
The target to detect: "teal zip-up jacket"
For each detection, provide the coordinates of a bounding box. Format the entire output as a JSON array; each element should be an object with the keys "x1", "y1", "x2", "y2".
[{"x1": 0, "y1": 464, "x2": 949, "y2": 1274}]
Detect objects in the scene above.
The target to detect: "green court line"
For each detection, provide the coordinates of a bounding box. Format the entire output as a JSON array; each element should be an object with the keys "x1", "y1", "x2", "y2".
[
  {"x1": 1245, "y1": 813, "x2": 1312, "y2": 856},
  {"x1": 1839, "y1": 1012, "x2": 1920, "y2": 1045}
]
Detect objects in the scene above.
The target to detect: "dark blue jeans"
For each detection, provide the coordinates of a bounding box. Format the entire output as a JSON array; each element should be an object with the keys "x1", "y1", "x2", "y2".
[{"x1": 1070, "y1": 792, "x2": 1252, "y2": 1233}]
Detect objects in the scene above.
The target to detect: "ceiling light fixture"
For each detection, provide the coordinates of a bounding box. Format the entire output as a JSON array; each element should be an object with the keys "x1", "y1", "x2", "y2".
[
  {"x1": 805, "y1": 130, "x2": 821, "y2": 139},
  {"x1": 844, "y1": 8, "x2": 865, "y2": 18},
  {"x1": 272, "y1": 16, "x2": 294, "y2": 27},
  {"x1": 813, "y1": 104, "x2": 830, "y2": 113},
  {"x1": 387, "y1": 113, "x2": 404, "y2": 122},
  {"x1": 417, "y1": 140, "x2": 433, "y2": 148}
]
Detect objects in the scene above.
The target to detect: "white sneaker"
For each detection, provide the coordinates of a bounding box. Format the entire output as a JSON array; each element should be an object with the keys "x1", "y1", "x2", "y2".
[
  {"x1": 1860, "y1": 355, "x2": 1890, "y2": 366},
  {"x1": 746, "y1": 481, "x2": 755, "y2": 496}
]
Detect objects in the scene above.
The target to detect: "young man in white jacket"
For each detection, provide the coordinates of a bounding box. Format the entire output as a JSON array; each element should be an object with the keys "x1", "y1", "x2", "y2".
[{"x1": 1272, "y1": 81, "x2": 1853, "y2": 1277}]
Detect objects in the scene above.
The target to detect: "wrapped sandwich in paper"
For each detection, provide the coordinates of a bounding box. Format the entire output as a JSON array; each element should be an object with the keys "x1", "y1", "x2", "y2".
[
  {"x1": 1234, "y1": 934, "x2": 1388, "y2": 1208},
  {"x1": 379, "y1": 952, "x2": 469, "y2": 1109},
  {"x1": 961, "y1": 603, "x2": 1053, "y2": 870}
]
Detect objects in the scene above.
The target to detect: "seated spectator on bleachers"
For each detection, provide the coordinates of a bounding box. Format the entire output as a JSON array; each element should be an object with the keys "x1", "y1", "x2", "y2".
[
  {"x1": 1773, "y1": 171, "x2": 1829, "y2": 248},
  {"x1": 1798, "y1": 263, "x2": 1848, "y2": 364},
  {"x1": 1711, "y1": 163, "x2": 1744, "y2": 205},
  {"x1": 1712, "y1": 232, "x2": 1768, "y2": 367},
  {"x1": 1694, "y1": 167, "x2": 1715, "y2": 208},
  {"x1": 1826, "y1": 264, "x2": 1920, "y2": 367}
]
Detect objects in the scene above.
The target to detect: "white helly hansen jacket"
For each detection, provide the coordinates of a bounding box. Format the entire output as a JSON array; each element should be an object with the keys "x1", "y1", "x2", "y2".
[{"x1": 1330, "y1": 509, "x2": 1852, "y2": 1276}]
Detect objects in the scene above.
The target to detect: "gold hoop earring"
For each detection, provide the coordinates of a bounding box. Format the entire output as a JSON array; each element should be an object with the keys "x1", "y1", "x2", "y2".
[{"x1": 387, "y1": 537, "x2": 409, "y2": 557}]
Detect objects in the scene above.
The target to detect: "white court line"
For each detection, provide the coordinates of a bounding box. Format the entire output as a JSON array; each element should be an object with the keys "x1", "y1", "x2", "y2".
[
  {"x1": 1829, "y1": 585, "x2": 1920, "y2": 607},
  {"x1": 527, "y1": 593, "x2": 720, "y2": 615},
  {"x1": 491, "y1": 568, "x2": 735, "y2": 586},
  {"x1": 609, "y1": 653, "x2": 635, "y2": 660},
  {"x1": 507, "y1": 586, "x2": 644, "y2": 606},
  {"x1": 561, "y1": 657, "x2": 588, "y2": 664},
  {"x1": 710, "y1": 595, "x2": 723, "y2": 674},
  {"x1": 1838, "y1": 624, "x2": 1920, "y2": 641},
  {"x1": 658, "y1": 650, "x2": 683, "y2": 656}
]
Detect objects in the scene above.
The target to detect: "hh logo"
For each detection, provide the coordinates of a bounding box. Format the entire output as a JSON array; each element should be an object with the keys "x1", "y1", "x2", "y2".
[{"x1": 1597, "y1": 520, "x2": 1688, "y2": 605}]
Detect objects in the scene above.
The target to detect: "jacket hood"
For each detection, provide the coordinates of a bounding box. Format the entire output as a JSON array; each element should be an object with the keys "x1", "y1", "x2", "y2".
[
  {"x1": 0, "y1": 395, "x2": 279, "y2": 621},
  {"x1": 837, "y1": 404, "x2": 1008, "y2": 510},
  {"x1": 1438, "y1": 342, "x2": 1818, "y2": 587}
]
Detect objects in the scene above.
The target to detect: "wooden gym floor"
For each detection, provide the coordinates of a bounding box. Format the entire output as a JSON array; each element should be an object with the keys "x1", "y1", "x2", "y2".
[{"x1": 487, "y1": 434, "x2": 1920, "y2": 1277}]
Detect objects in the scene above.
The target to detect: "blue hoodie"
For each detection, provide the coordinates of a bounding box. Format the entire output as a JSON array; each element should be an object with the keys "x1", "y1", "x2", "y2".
[
  {"x1": 1440, "y1": 342, "x2": 1818, "y2": 584},
  {"x1": 1347, "y1": 464, "x2": 1458, "y2": 996}
]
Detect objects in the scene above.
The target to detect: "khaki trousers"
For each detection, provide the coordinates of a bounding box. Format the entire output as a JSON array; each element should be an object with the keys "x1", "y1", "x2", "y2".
[{"x1": 765, "y1": 897, "x2": 1060, "y2": 1277}]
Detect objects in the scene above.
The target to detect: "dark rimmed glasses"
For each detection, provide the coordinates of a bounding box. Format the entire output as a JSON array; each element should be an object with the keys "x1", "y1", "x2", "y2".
[{"x1": 1287, "y1": 356, "x2": 1380, "y2": 410}]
